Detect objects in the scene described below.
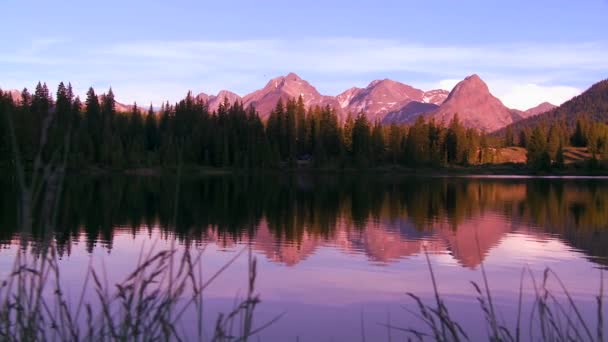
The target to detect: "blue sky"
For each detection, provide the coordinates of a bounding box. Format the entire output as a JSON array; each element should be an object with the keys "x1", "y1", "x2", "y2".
[{"x1": 1, "y1": 0, "x2": 607, "y2": 109}]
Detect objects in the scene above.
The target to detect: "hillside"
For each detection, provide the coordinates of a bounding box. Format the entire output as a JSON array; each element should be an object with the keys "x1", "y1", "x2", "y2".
[{"x1": 496, "y1": 79, "x2": 608, "y2": 134}]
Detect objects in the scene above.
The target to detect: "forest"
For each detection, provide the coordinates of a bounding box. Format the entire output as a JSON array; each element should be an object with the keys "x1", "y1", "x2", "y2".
[{"x1": 0, "y1": 82, "x2": 607, "y2": 172}]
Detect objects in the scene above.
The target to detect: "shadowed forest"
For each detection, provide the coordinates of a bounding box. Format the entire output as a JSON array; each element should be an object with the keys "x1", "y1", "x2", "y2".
[{"x1": 2, "y1": 83, "x2": 608, "y2": 172}]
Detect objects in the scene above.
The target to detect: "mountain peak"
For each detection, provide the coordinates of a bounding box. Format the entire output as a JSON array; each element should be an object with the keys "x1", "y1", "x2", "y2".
[
  {"x1": 243, "y1": 73, "x2": 340, "y2": 118},
  {"x1": 465, "y1": 73, "x2": 481, "y2": 81},
  {"x1": 461, "y1": 74, "x2": 487, "y2": 87},
  {"x1": 446, "y1": 74, "x2": 491, "y2": 101},
  {"x1": 427, "y1": 74, "x2": 515, "y2": 131},
  {"x1": 265, "y1": 72, "x2": 306, "y2": 90},
  {"x1": 285, "y1": 72, "x2": 302, "y2": 81},
  {"x1": 216, "y1": 89, "x2": 240, "y2": 98},
  {"x1": 367, "y1": 78, "x2": 402, "y2": 88},
  {"x1": 339, "y1": 79, "x2": 425, "y2": 122}
]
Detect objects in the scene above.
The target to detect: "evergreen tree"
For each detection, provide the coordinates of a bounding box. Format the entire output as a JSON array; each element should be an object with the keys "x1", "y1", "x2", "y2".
[
  {"x1": 527, "y1": 126, "x2": 551, "y2": 170},
  {"x1": 295, "y1": 95, "x2": 307, "y2": 156},
  {"x1": 145, "y1": 104, "x2": 159, "y2": 152},
  {"x1": 572, "y1": 116, "x2": 589, "y2": 147},
  {"x1": 555, "y1": 143, "x2": 565, "y2": 169},
  {"x1": 370, "y1": 122, "x2": 385, "y2": 165},
  {"x1": 85, "y1": 87, "x2": 102, "y2": 163},
  {"x1": 405, "y1": 116, "x2": 429, "y2": 166},
  {"x1": 547, "y1": 124, "x2": 562, "y2": 160},
  {"x1": 285, "y1": 98, "x2": 297, "y2": 165},
  {"x1": 127, "y1": 103, "x2": 145, "y2": 165},
  {"x1": 352, "y1": 113, "x2": 371, "y2": 167},
  {"x1": 342, "y1": 113, "x2": 354, "y2": 154},
  {"x1": 445, "y1": 114, "x2": 467, "y2": 165},
  {"x1": 387, "y1": 124, "x2": 402, "y2": 164}
]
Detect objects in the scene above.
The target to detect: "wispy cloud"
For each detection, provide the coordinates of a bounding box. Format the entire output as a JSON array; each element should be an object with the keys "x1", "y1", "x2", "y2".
[
  {"x1": 2, "y1": 38, "x2": 605, "y2": 108},
  {"x1": 100, "y1": 38, "x2": 608, "y2": 74}
]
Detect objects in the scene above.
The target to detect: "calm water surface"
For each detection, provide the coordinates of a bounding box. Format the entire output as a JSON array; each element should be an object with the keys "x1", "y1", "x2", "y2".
[{"x1": 1, "y1": 175, "x2": 607, "y2": 341}]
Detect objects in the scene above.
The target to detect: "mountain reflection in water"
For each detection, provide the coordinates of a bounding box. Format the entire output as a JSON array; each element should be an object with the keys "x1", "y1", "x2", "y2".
[{"x1": 1, "y1": 175, "x2": 607, "y2": 268}]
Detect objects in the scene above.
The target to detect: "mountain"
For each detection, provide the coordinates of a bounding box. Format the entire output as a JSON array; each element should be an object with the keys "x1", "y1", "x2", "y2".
[
  {"x1": 524, "y1": 102, "x2": 557, "y2": 117},
  {"x1": 497, "y1": 78, "x2": 608, "y2": 134},
  {"x1": 197, "y1": 90, "x2": 242, "y2": 113},
  {"x1": 423, "y1": 89, "x2": 450, "y2": 105},
  {"x1": 337, "y1": 79, "x2": 425, "y2": 122},
  {"x1": 242, "y1": 73, "x2": 340, "y2": 119},
  {"x1": 115, "y1": 101, "x2": 137, "y2": 112},
  {"x1": 393, "y1": 74, "x2": 520, "y2": 131},
  {"x1": 0, "y1": 89, "x2": 22, "y2": 103},
  {"x1": 381, "y1": 101, "x2": 439, "y2": 124},
  {"x1": 96, "y1": 94, "x2": 142, "y2": 113},
  {"x1": 337, "y1": 79, "x2": 448, "y2": 122},
  {"x1": 3, "y1": 75, "x2": 567, "y2": 129},
  {"x1": 336, "y1": 87, "x2": 361, "y2": 109}
]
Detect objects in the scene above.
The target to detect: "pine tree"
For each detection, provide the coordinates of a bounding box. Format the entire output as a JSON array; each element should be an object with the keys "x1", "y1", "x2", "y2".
[
  {"x1": 127, "y1": 103, "x2": 145, "y2": 165},
  {"x1": 527, "y1": 126, "x2": 550, "y2": 170},
  {"x1": 387, "y1": 124, "x2": 402, "y2": 164},
  {"x1": 285, "y1": 98, "x2": 297, "y2": 165},
  {"x1": 85, "y1": 87, "x2": 102, "y2": 163},
  {"x1": 0, "y1": 90, "x2": 13, "y2": 166},
  {"x1": 352, "y1": 113, "x2": 371, "y2": 167},
  {"x1": 295, "y1": 95, "x2": 307, "y2": 156},
  {"x1": 342, "y1": 113, "x2": 354, "y2": 154},
  {"x1": 572, "y1": 117, "x2": 589, "y2": 147},
  {"x1": 47, "y1": 82, "x2": 72, "y2": 161},
  {"x1": 518, "y1": 129, "x2": 530, "y2": 148},
  {"x1": 145, "y1": 104, "x2": 159, "y2": 153},
  {"x1": 555, "y1": 143, "x2": 565, "y2": 169},
  {"x1": 371, "y1": 122, "x2": 385, "y2": 165},
  {"x1": 405, "y1": 116, "x2": 429, "y2": 166},
  {"x1": 445, "y1": 114, "x2": 467, "y2": 165},
  {"x1": 547, "y1": 124, "x2": 562, "y2": 160}
]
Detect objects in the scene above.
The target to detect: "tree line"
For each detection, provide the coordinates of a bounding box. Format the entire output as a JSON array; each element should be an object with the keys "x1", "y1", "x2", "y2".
[
  {"x1": 503, "y1": 116, "x2": 608, "y2": 170},
  {"x1": 5, "y1": 82, "x2": 608, "y2": 172},
  {"x1": 0, "y1": 82, "x2": 504, "y2": 171}
]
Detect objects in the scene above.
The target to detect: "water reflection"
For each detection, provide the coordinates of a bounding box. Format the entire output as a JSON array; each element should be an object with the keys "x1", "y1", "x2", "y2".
[{"x1": 1, "y1": 175, "x2": 607, "y2": 268}]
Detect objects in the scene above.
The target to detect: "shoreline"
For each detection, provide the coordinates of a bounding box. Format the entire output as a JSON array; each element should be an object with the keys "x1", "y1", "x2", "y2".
[
  {"x1": 76, "y1": 163, "x2": 608, "y2": 177},
  {"x1": 3, "y1": 163, "x2": 608, "y2": 178}
]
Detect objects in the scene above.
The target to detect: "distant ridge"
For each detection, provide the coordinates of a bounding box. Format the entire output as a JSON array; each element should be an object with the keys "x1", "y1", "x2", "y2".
[
  {"x1": 524, "y1": 102, "x2": 557, "y2": 117},
  {"x1": 3, "y1": 73, "x2": 570, "y2": 130},
  {"x1": 496, "y1": 79, "x2": 608, "y2": 134}
]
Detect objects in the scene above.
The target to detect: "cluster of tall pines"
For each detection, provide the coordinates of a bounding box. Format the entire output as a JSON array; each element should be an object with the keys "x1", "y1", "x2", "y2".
[
  {"x1": 0, "y1": 82, "x2": 499, "y2": 171},
  {"x1": 504, "y1": 117, "x2": 608, "y2": 170}
]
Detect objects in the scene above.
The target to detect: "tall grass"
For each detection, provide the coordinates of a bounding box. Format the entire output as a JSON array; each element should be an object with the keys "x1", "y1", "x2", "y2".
[
  {"x1": 0, "y1": 242, "x2": 277, "y2": 341},
  {"x1": 387, "y1": 248, "x2": 606, "y2": 342}
]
